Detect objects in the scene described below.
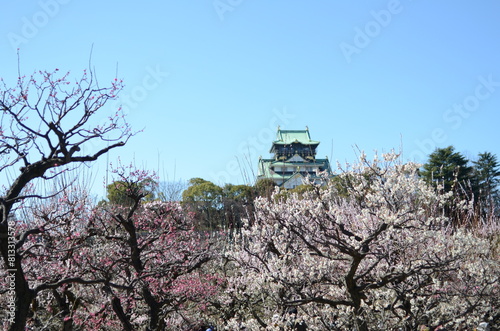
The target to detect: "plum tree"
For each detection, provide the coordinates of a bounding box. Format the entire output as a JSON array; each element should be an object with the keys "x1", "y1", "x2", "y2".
[
  {"x1": 221, "y1": 152, "x2": 499, "y2": 330},
  {"x1": 0, "y1": 64, "x2": 131, "y2": 331}
]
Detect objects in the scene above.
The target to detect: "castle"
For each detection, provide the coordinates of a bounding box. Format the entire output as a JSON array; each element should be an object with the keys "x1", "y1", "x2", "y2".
[{"x1": 257, "y1": 127, "x2": 332, "y2": 189}]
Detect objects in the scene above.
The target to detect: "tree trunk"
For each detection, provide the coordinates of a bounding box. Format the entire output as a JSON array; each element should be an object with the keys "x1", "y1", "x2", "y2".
[
  {"x1": 112, "y1": 296, "x2": 134, "y2": 331},
  {"x1": 10, "y1": 265, "x2": 35, "y2": 331},
  {"x1": 143, "y1": 286, "x2": 160, "y2": 331},
  {"x1": 345, "y1": 255, "x2": 369, "y2": 331}
]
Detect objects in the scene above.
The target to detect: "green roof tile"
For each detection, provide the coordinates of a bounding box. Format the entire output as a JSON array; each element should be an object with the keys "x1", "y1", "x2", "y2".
[
  {"x1": 258, "y1": 127, "x2": 333, "y2": 188},
  {"x1": 273, "y1": 129, "x2": 319, "y2": 145}
]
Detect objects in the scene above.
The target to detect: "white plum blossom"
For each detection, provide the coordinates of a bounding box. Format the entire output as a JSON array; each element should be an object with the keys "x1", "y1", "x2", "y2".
[{"x1": 221, "y1": 152, "x2": 499, "y2": 330}]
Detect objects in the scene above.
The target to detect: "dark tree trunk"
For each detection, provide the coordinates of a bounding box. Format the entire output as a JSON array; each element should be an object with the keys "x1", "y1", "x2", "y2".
[
  {"x1": 10, "y1": 263, "x2": 35, "y2": 331},
  {"x1": 112, "y1": 296, "x2": 134, "y2": 331}
]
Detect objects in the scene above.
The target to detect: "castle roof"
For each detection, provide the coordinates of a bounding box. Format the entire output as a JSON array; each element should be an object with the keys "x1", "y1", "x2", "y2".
[
  {"x1": 272, "y1": 128, "x2": 319, "y2": 146},
  {"x1": 258, "y1": 127, "x2": 332, "y2": 188}
]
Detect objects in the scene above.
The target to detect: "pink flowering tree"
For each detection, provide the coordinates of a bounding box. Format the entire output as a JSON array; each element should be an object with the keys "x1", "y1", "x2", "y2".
[
  {"x1": 0, "y1": 65, "x2": 132, "y2": 331},
  {"x1": 0, "y1": 165, "x2": 222, "y2": 330},
  {"x1": 7, "y1": 180, "x2": 107, "y2": 330},
  {"x1": 78, "y1": 165, "x2": 221, "y2": 330},
  {"x1": 222, "y1": 153, "x2": 499, "y2": 330}
]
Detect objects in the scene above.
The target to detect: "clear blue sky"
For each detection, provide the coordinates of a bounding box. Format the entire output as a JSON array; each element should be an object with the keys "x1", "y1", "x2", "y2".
[{"x1": 2, "y1": 1, "x2": 500, "y2": 197}]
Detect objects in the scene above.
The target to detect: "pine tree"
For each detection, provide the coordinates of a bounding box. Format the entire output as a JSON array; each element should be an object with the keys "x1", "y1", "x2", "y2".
[
  {"x1": 472, "y1": 152, "x2": 500, "y2": 214},
  {"x1": 420, "y1": 146, "x2": 473, "y2": 193}
]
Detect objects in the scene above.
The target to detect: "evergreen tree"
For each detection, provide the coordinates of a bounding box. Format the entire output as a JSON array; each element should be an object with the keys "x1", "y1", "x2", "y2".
[
  {"x1": 420, "y1": 146, "x2": 473, "y2": 193},
  {"x1": 222, "y1": 184, "x2": 256, "y2": 229},
  {"x1": 254, "y1": 178, "x2": 277, "y2": 199},
  {"x1": 472, "y1": 152, "x2": 500, "y2": 212}
]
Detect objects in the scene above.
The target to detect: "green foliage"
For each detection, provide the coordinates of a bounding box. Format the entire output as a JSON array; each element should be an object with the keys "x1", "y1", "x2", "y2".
[
  {"x1": 472, "y1": 152, "x2": 500, "y2": 218},
  {"x1": 420, "y1": 146, "x2": 500, "y2": 225},
  {"x1": 181, "y1": 179, "x2": 259, "y2": 231},
  {"x1": 289, "y1": 184, "x2": 316, "y2": 195},
  {"x1": 223, "y1": 184, "x2": 255, "y2": 204},
  {"x1": 329, "y1": 175, "x2": 350, "y2": 198},
  {"x1": 182, "y1": 178, "x2": 224, "y2": 230},
  {"x1": 182, "y1": 178, "x2": 223, "y2": 206},
  {"x1": 473, "y1": 152, "x2": 500, "y2": 199},
  {"x1": 254, "y1": 178, "x2": 277, "y2": 199},
  {"x1": 222, "y1": 184, "x2": 257, "y2": 229},
  {"x1": 106, "y1": 178, "x2": 157, "y2": 206},
  {"x1": 420, "y1": 146, "x2": 473, "y2": 192},
  {"x1": 272, "y1": 183, "x2": 319, "y2": 201}
]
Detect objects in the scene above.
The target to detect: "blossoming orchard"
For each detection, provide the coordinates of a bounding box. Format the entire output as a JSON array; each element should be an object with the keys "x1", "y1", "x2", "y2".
[{"x1": 1, "y1": 67, "x2": 499, "y2": 330}]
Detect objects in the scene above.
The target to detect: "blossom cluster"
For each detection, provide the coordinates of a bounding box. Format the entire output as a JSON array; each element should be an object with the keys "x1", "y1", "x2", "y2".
[
  {"x1": 220, "y1": 153, "x2": 499, "y2": 330},
  {"x1": 1, "y1": 152, "x2": 497, "y2": 330}
]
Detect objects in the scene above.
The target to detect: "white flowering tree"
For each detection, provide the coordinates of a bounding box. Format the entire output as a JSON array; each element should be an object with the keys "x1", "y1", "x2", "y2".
[{"x1": 221, "y1": 153, "x2": 499, "y2": 330}]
